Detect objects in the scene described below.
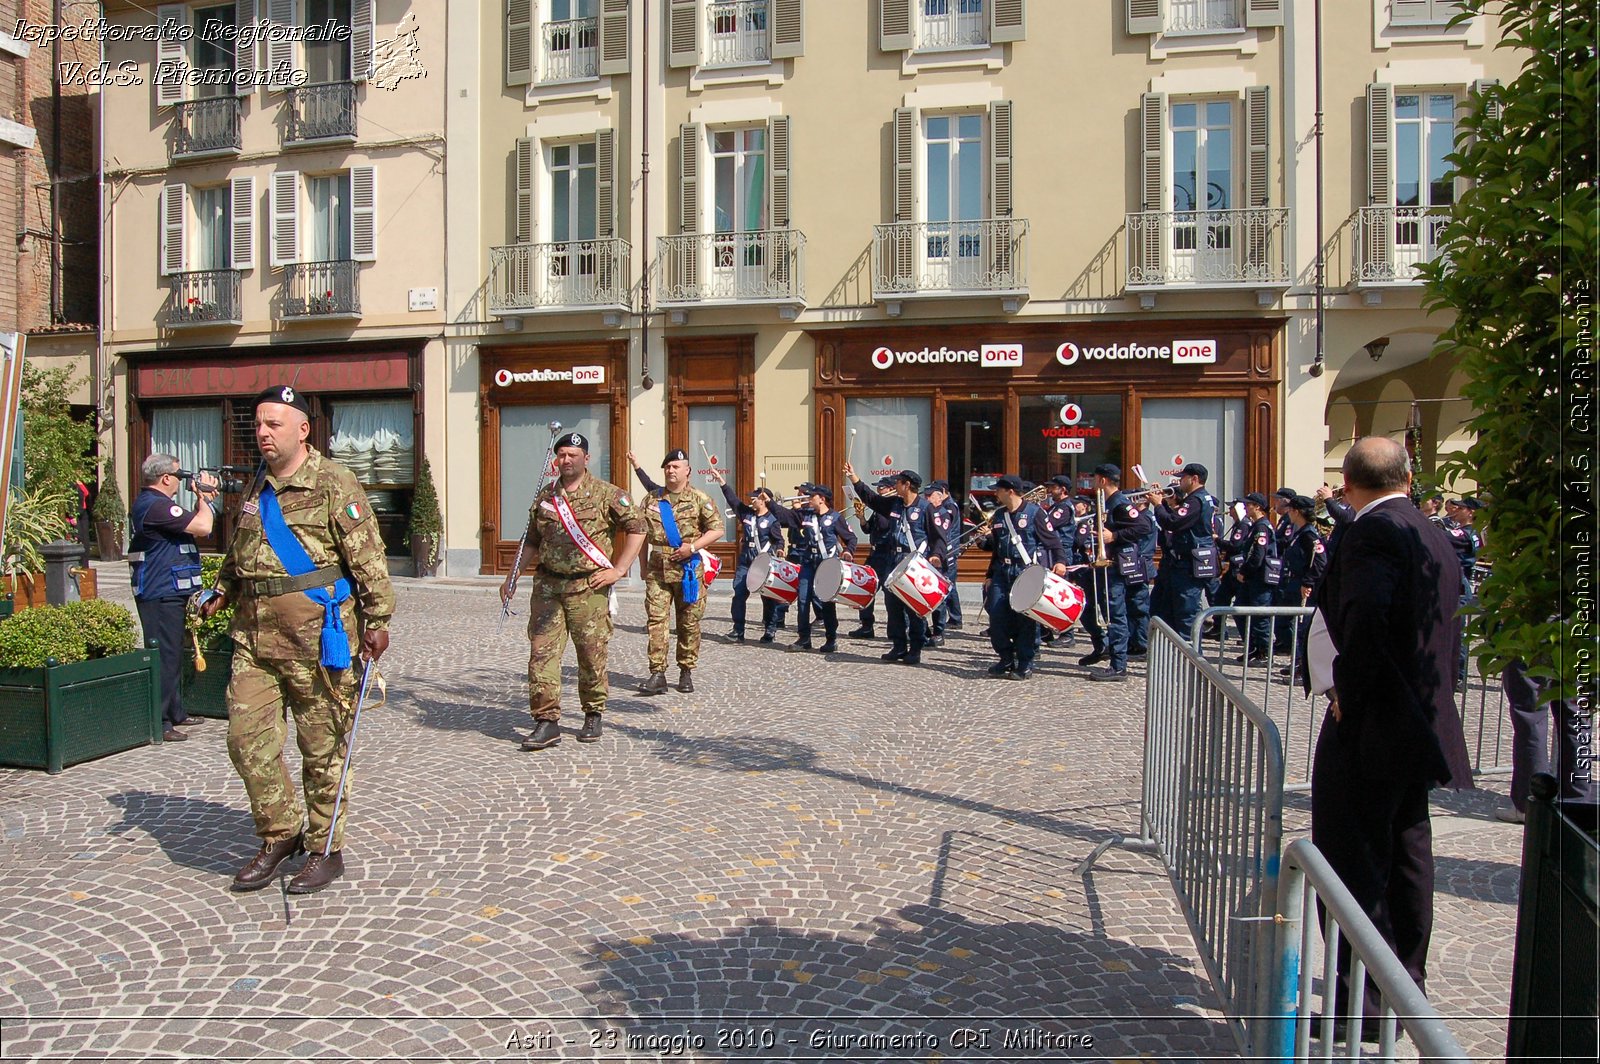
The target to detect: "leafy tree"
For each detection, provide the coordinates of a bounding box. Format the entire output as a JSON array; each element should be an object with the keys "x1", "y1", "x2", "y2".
[
  {"x1": 18, "y1": 365, "x2": 95, "y2": 506},
  {"x1": 1421, "y1": 0, "x2": 1597, "y2": 697}
]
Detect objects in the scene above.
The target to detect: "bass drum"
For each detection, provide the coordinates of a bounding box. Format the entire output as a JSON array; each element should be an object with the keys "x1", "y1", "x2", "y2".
[
  {"x1": 746, "y1": 554, "x2": 801, "y2": 605},
  {"x1": 1007, "y1": 564, "x2": 1085, "y2": 632},
  {"x1": 813, "y1": 557, "x2": 880, "y2": 610}
]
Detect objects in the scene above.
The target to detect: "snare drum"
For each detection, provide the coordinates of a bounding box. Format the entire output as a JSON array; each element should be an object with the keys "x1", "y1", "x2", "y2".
[
  {"x1": 1007, "y1": 564, "x2": 1085, "y2": 633},
  {"x1": 746, "y1": 554, "x2": 801, "y2": 605},
  {"x1": 814, "y1": 557, "x2": 880, "y2": 610},
  {"x1": 885, "y1": 553, "x2": 952, "y2": 618}
]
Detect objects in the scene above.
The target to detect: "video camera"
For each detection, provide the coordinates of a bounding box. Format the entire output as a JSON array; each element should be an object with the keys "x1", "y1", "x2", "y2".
[{"x1": 176, "y1": 465, "x2": 256, "y2": 494}]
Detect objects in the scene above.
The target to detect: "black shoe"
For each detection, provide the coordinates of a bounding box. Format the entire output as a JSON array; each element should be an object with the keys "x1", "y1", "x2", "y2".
[
  {"x1": 286, "y1": 850, "x2": 345, "y2": 895},
  {"x1": 947, "y1": 621, "x2": 963, "y2": 630},
  {"x1": 1127, "y1": 648, "x2": 1147, "y2": 659},
  {"x1": 1078, "y1": 651, "x2": 1106, "y2": 667},
  {"x1": 901, "y1": 652, "x2": 922, "y2": 666},
  {"x1": 846, "y1": 626, "x2": 875, "y2": 639},
  {"x1": 577, "y1": 713, "x2": 602, "y2": 742},
  {"x1": 638, "y1": 671, "x2": 669, "y2": 695},
  {"x1": 521, "y1": 720, "x2": 562, "y2": 750},
  {"x1": 987, "y1": 661, "x2": 1015, "y2": 677},
  {"x1": 817, "y1": 640, "x2": 839, "y2": 653},
  {"x1": 788, "y1": 640, "x2": 813, "y2": 652},
  {"x1": 230, "y1": 834, "x2": 304, "y2": 892},
  {"x1": 1011, "y1": 666, "x2": 1034, "y2": 680},
  {"x1": 176, "y1": 716, "x2": 205, "y2": 727},
  {"x1": 728, "y1": 629, "x2": 745, "y2": 643},
  {"x1": 677, "y1": 669, "x2": 694, "y2": 693},
  {"x1": 925, "y1": 635, "x2": 945, "y2": 648},
  {"x1": 759, "y1": 629, "x2": 776, "y2": 643},
  {"x1": 1231, "y1": 652, "x2": 1270, "y2": 665},
  {"x1": 1039, "y1": 631, "x2": 1057, "y2": 645},
  {"x1": 162, "y1": 728, "x2": 188, "y2": 743},
  {"x1": 1090, "y1": 667, "x2": 1129, "y2": 683},
  {"x1": 881, "y1": 648, "x2": 907, "y2": 661}
]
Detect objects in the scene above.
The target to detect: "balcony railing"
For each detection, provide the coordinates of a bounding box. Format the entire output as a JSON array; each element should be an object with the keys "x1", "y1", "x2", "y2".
[
  {"x1": 705, "y1": 1, "x2": 769, "y2": 66},
  {"x1": 872, "y1": 218, "x2": 1029, "y2": 298},
  {"x1": 281, "y1": 260, "x2": 361, "y2": 319},
  {"x1": 658, "y1": 230, "x2": 805, "y2": 305},
  {"x1": 489, "y1": 239, "x2": 632, "y2": 312},
  {"x1": 1126, "y1": 208, "x2": 1290, "y2": 288},
  {"x1": 284, "y1": 81, "x2": 357, "y2": 144},
  {"x1": 539, "y1": 17, "x2": 598, "y2": 82},
  {"x1": 1352, "y1": 205, "x2": 1451, "y2": 285},
  {"x1": 165, "y1": 269, "x2": 243, "y2": 327},
  {"x1": 1166, "y1": 0, "x2": 1242, "y2": 34},
  {"x1": 172, "y1": 96, "x2": 242, "y2": 159},
  {"x1": 917, "y1": 3, "x2": 988, "y2": 50}
]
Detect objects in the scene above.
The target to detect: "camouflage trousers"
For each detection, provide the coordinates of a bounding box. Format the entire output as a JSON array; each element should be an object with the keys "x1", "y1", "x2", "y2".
[
  {"x1": 644, "y1": 574, "x2": 707, "y2": 673},
  {"x1": 226, "y1": 643, "x2": 360, "y2": 853},
  {"x1": 528, "y1": 570, "x2": 613, "y2": 721}
]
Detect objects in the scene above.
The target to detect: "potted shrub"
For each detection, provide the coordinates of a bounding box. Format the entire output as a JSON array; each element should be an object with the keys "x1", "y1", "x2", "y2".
[
  {"x1": 2, "y1": 486, "x2": 71, "y2": 610},
  {"x1": 180, "y1": 555, "x2": 234, "y2": 718},
  {"x1": 93, "y1": 471, "x2": 126, "y2": 562},
  {"x1": 408, "y1": 456, "x2": 442, "y2": 577},
  {"x1": 0, "y1": 599, "x2": 161, "y2": 773}
]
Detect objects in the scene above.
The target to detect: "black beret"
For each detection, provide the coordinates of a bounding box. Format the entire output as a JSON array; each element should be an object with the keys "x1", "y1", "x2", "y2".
[
  {"x1": 808, "y1": 484, "x2": 833, "y2": 502},
  {"x1": 1180, "y1": 462, "x2": 1209, "y2": 481},
  {"x1": 556, "y1": 431, "x2": 589, "y2": 452},
  {"x1": 995, "y1": 474, "x2": 1025, "y2": 493},
  {"x1": 896, "y1": 469, "x2": 923, "y2": 489},
  {"x1": 662, "y1": 449, "x2": 689, "y2": 467},
  {"x1": 1093, "y1": 463, "x2": 1121, "y2": 481},
  {"x1": 1049, "y1": 474, "x2": 1075, "y2": 488},
  {"x1": 254, "y1": 384, "x2": 311, "y2": 417},
  {"x1": 1244, "y1": 492, "x2": 1269, "y2": 509}
]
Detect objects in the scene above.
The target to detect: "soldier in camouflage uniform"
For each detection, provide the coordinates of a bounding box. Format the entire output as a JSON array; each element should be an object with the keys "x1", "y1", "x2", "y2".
[
  {"x1": 200, "y1": 385, "x2": 395, "y2": 896},
  {"x1": 635, "y1": 449, "x2": 724, "y2": 695},
  {"x1": 500, "y1": 432, "x2": 645, "y2": 751}
]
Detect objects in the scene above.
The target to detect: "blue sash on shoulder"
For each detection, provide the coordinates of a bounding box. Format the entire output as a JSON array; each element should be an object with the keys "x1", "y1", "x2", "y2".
[
  {"x1": 258, "y1": 483, "x2": 353, "y2": 669},
  {"x1": 657, "y1": 496, "x2": 701, "y2": 605}
]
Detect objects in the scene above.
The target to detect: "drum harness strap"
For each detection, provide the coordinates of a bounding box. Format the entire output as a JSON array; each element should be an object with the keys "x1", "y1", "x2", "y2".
[{"x1": 1001, "y1": 508, "x2": 1033, "y2": 572}]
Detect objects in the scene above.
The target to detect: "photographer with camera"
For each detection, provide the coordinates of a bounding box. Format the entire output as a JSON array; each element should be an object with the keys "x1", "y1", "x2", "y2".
[{"x1": 129, "y1": 454, "x2": 222, "y2": 740}]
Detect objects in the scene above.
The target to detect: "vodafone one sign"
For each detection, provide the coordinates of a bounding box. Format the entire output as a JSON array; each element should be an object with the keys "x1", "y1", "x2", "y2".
[
  {"x1": 493, "y1": 365, "x2": 606, "y2": 386},
  {"x1": 870, "y1": 343, "x2": 1023, "y2": 370},
  {"x1": 1055, "y1": 339, "x2": 1218, "y2": 366}
]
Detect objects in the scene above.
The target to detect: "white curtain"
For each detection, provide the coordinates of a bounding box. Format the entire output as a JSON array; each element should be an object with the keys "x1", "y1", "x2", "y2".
[
  {"x1": 149, "y1": 405, "x2": 222, "y2": 510},
  {"x1": 329, "y1": 399, "x2": 414, "y2": 486}
]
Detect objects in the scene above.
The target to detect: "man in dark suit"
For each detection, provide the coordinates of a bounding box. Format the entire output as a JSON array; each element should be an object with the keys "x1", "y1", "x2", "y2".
[{"x1": 1309, "y1": 436, "x2": 1474, "y2": 1022}]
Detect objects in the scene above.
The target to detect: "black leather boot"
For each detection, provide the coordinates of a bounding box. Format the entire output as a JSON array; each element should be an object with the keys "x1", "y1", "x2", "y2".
[
  {"x1": 521, "y1": 719, "x2": 562, "y2": 750},
  {"x1": 638, "y1": 671, "x2": 669, "y2": 695},
  {"x1": 577, "y1": 713, "x2": 602, "y2": 742},
  {"x1": 677, "y1": 669, "x2": 694, "y2": 693}
]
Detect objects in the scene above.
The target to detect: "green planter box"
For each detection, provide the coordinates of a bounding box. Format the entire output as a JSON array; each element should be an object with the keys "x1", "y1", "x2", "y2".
[
  {"x1": 0, "y1": 649, "x2": 162, "y2": 773},
  {"x1": 180, "y1": 636, "x2": 234, "y2": 719}
]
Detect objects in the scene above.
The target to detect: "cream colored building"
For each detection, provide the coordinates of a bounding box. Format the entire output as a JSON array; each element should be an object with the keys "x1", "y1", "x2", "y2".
[
  {"x1": 441, "y1": 0, "x2": 1516, "y2": 576},
  {"x1": 100, "y1": 0, "x2": 446, "y2": 565}
]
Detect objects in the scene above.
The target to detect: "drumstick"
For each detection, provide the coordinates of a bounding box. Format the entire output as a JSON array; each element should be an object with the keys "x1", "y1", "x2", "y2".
[
  {"x1": 1132, "y1": 463, "x2": 1148, "y2": 488},
  {"x1": 846, "y1": 427, "x2": 857, "y2": 468},
  {"x1": 698, "y1": 439, "x2": 715, "y2": 480}
]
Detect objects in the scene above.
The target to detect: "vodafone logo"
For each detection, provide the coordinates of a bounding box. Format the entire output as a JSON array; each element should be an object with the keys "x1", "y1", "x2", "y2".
[
  {"x1": 493, "y1": 365, "x2": 606, "y2": 386},
  {"x1": 1056, "y1": 342, "x2": 1081, "y2": 367},
  {"x1": 871, "y1": 346, "x2": 895, "y2": 370},
  {"x1": 1059, "y1": 403, "x2": 1083, "y2": 426},
  {"x1": 1055, "y1": 339, "x2": 1218, "y2": 367}
]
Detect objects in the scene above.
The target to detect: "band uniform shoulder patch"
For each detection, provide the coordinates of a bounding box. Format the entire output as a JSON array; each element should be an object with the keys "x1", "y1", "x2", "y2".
[
  {"x1": 1017, "y1": 517, "x2": 1028, "y2": 528},
  {"x1": 1314, "y1": 540, "x2": 1325, "y2": 554},
  {"x1": 1257, "y1": 533, "x2": 1269, "y2": 544},
  {"x1": 170, "y1": 504, "x2": 184, "y2": 517}
]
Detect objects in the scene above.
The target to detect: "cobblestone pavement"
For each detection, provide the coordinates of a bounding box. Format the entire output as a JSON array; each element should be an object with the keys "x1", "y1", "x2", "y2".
[{"x1": 0, "y1": 573, "x2": 1523, "y2": 1062}]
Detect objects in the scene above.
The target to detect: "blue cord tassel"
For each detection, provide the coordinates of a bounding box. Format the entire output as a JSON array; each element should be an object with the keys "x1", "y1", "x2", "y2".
[{"x1": 320, "y1": 602, "x2": 352, "y2": 670}]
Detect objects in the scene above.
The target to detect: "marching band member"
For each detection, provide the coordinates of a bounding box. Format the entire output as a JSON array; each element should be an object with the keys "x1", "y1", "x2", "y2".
[
  {"x1": 772, "y1": 485, "x2": 857, "y2": 653},
  {"x1": 707, "y1": 466, "x2": 788, "y2": 643},
  {"x1": 848, "y1": 476, "x2": 898, "y2": 641},
  {"x1": 1081, "y1": 464, "x2": 1153, "y2": 683},
  {"x1": 1146, "y1": 463, "x2": 1218, "y2": 640},
  {"x1": 925, "y1": 480, "x2": 964, "y2": 642},
  {"x1": 844, "y1": 463, "x2": 948, "y2": 666},
  {"x1": 1232, "y1": 493, "x2": 1281, "y2": 663},
  {"x1": 1038, "y1": 476, "x2": 1077, "y2": 645},
  {"x1": 980, "y1": 475, "x2": 1068, "y2": 680}
]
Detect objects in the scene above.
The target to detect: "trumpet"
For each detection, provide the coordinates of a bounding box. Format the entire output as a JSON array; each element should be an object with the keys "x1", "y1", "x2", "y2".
[
  {"x1": 955, "y1": 484, "x2": 1048, "y2": 549},
  {"x1": 852, "y1": 495, "x2": 868, "y2": 523}
]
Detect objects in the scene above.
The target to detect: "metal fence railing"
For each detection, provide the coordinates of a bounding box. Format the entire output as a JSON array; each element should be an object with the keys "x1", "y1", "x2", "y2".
[
  {"x1": 1271, "y1": 838, "x2": 1472, "y2": 1062},
  {"x1": 1189, "y1": 605, "x2": 1510, "y2": 790},
  {"x1": 1080, "y1": 619, "x2": 1284, "y2": 1054}
]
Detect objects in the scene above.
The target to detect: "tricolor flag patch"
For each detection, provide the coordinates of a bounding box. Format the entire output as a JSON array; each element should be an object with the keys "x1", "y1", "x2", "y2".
[{"x1": 346, "y1": 502, "x2": 365, "y2": 521}]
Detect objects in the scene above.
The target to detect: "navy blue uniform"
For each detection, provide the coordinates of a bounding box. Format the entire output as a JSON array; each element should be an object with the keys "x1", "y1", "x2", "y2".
[
  {"x1": 1126, "y1": 505, "x2": 1159, "y2": 654},
  {"x1": 129, "y1": 487, "x2": 206, "y2": 729},
  {"x1": 981, "y1": 502, "x2": 1064, "y2": 673},
  {"x1": 930, "y1": 496, "x2": 965, "y2": 632},
  {"x1": 1080, "y1": 491, "x2": 1153, "y2": 672},
  {"x1": 855, "y1": 502, "x2": 897, "y2": 637},
  {"x1": 1150, "y1": 489, "x2": 1218, "y2": 639},
  {"x1": 1235, "y1": 516, "x2": 1280, "y2": 654},
  {"x1": 1442, "y1": 518, "x2": 1483, "y2": 681},
  {"x1": 853, "y1": 481, "x2": 949, "y2": 659},
  {"x1": 719, "y1": 482, "x2": 788, "y2": 639},
  {"x1": 772, "y1": 503, "x2": 857, "y2": 647}
]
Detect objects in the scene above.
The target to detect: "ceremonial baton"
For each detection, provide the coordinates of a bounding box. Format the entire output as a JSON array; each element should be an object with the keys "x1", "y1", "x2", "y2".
[
  {"x1": 324, "y1": 657, "x2": 377, "y2": 859},
  {"x1": 501, "y1": 421, "x2": 563, "y2": 618}
]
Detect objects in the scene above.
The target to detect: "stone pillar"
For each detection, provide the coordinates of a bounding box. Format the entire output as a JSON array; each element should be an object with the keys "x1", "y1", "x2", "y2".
[{"x1": 42, "y1": 540, "x2": 86, "y2": 604}]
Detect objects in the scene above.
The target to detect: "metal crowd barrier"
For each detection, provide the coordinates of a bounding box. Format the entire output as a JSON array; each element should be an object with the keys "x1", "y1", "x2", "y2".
[
  {"x1": 1189, "y1": 605, "x2": 1510, "y2": 789},
  {"x1": 1080, "y1": 619, "x2": 1285, "y2": 1055},
  {"x1": 1271, "y1": 838, "x2": 1471, "y2": 1062}
]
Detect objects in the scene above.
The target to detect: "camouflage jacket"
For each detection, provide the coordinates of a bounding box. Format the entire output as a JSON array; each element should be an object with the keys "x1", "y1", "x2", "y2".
[
  {"x1": 642, "y1": 485, "x2": 722, "y2": 579},
  {"x1": 220, "y1": 447, "x2": 396, "y2": 662},
  {"x1": 528, "y1": 472, "x2": 646, "y2": 576}
]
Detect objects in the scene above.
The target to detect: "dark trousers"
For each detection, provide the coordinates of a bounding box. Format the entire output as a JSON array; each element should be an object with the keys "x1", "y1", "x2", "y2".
[
  {"x1": 935, "y1": 571, "x2": 964, "y2": 631},
  {"x1": 985, "y1": 574, "x2": 1040, "y2": 669},
  {"x1": 1311, "y1": 715, "x2": 1437, "y2": 1010},
  {"x1": 795, "y1": 563, "x2": 836, "y2": 643},
  {"x1": 136, "y1": 596, "x2": 189, "y2": 728},
  {"x1": 1154, "y1": 565, "x2": 1207, "y2": 640},
  {"x1": 1234, "y1": 577, "x2": 1274, "y2": 652},
  {"x1": 1126, "y1": 578, "x2": 1151, "y2": 653},
  {"x1": 1504, "y1": 661, "x2": 1598, "y2": 811},
  {"x1": 858, "y1": 552, "x2": 892, "y2": 633},
  {"x1": 1273, "y1": 583, "x2": 1299, "y2": 648},
  {"x1": 731, "y1": 556, "x2": 786, "y2": 634},
  {"x1": 886, "y1": 591, "x2": 927, "y2": 654},
  {"x1": 1079, "y1": 573, "x2": 1130, "y2": 669}
]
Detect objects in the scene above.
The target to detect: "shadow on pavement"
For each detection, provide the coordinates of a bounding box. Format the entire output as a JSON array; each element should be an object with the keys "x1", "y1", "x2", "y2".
[{"x1": 105, "y1": 791, "x2": 258, "y2": 875}]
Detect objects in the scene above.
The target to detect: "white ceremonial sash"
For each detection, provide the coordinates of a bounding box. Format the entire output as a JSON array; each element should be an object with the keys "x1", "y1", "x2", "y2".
[{"x1": 552, "y1": 492, "x2": 620, "y2": 617}]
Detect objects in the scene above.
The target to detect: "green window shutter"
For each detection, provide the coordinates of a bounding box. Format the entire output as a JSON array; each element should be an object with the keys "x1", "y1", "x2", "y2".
[
  {"x1": 514, "y1": 138, "x2": 535, "y2": 244},
  {"x1": 771, "y1": 0, "x2": 805, "y2": 58},
  {"x1": 1126, "y1": 0, "x2": 1163, "y2": 36},
  {"x1": 1245, "y1": 0, "x2": 1283, "y2": 29},
  {"x1": 989, "y1": 100, "x2": 1013, "y2": 217},
  {"x1": 506, "y1": 0, "x2": 532, "y2": 85}
]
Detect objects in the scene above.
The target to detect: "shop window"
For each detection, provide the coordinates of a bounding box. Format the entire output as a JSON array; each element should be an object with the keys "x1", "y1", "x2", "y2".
[
  {"x1": 944, "y1": 399, "x2": 1004, "y2": 514},
  {"x1": 499, "y1": 403, "x2": 610, "y2": 532},
  {"x1": 149, "y1": 404, "x2": 224, "y2": 511},
  {"x1": 1018, "y1": 394, "x2": 1123, "y2": 496},
  {"x1": 330, "y1": 398, "x2": 413, "y2": 555},
  {"x1": 846, "y1": 397, "x2": 931, "y2": 485},
  {"x1": 687, "y1": 404, "x2": 737, "y2": 540},
  {"x1": 1139, "y1": 397, "x2": 1245, "y2": 505}
]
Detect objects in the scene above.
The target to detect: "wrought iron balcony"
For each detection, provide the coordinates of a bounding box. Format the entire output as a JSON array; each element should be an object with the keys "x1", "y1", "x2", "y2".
[
  {"x1": 1352, "y1": 205, "x2": 1451, "y2": 285},
  {"x1": 489, "y1": 239, "x2": 632, "y2": 313},
  {"x1": 165, "y1": 270, "x2": 243, "y2": 327},
  {"x1": 1165, "y1": 0, "x2": 1242, "y2": 34},
  {"x1": 917, "y1": 4, "x2": 988, "y2": 49},
  {"x1": 657, "y1": 230, "x2": 805, "y2": 306},
  {"x1": 872, "y1": 218, "x2": 1029, "y2": 298},
  {"x1": 281, "y1": 260, "x2": 361, "y2": 319},
  {"x1": 1125, "y1": 208, "x2": 1291, "y2": 288},
  {"x1": 172, "y1": 97, "x2": 242, "y2": 159},
  {"x1": 539, "y1": 16, "x2": 598, "y2": 82},
  {"x1": 705, "y1": 0, "x2": 769, "y2": 66},
  {"x1": 284, "y1": 81, "x2": 357, "y2": 145}
]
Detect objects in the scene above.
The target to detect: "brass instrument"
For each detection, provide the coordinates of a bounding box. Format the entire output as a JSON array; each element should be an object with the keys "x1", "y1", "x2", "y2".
[
  {"x1": 852, "y1": 495, "x2": 868, "y2": 523},
  {"x1": 956, "y1": 484, "x2": 1049, "y2": 549}
]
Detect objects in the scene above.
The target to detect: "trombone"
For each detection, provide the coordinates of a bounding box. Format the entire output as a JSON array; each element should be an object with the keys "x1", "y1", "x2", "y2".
[
  {"x1": 1090, "y1": 486, "x2": 1113, "y2": 622},
  {"x1": 954, "y1": 484, "x2": 1048, "y2": 550}
]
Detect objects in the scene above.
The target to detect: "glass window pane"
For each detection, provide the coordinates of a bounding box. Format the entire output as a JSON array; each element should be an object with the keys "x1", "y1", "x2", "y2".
[
  {"x1": 926, "y1": 141, "x2": 950, "y2": 222},
  {"x1": 1396, "y1": 122, "x2": 1421, "y2": 207},
  {"x1": 846, "y1": 397, "x2": 931, "y2": 536},
  {"x1": 713, "y1": 130, "x2": 735, "y2": 153},
  {"x1": 1395, "y1": 94, "x2": 1420, "y2": 119},
  {"x1": 552, "y1": 145, "x2": 569, "y2": 168},
  {"x1": 957, "y1": 139, "x2": 982, "y2": 220},
  {"x1": 1139, "y1": 398, "x2": 1245, "y2": 511},
  {"x1": 1172, "y1": 102, "x2": 1196, "y2": 129},
  {"x1": 714, "y1": 155, "x2": 735, "y2": 233},
  {"x1": 1173, "y1": 130, "x2": 1198, "y2": 211},
  {"x1": 1207, "y1": 126, "x2": 1231, "y2": 210},
  {"x1": 927, "y1": 115, "x2": 948, "y2": 140},
  {"x1": 742, "y1": 150, "x2": 766, "y2": 231},
  {"x1": 499, "y1": 403, "x2": 610, "y2": 532},
  {"x1": 576, "y1": 168, "x2": 597, "y2": 240},
  {"x1": 745, "y1": 128, "x2": 765, "y2": 153},
  {"x1": 1428, "y1": 93, "x2": 1455, "y2": 119},
  {"x1": 552, "y1": 0, "x2": 572, "y2": 20},
  {"x1": 1206, "y1": 100, "x2": 1231, "y2": 128},
  {"x1": 329, "y1": 399, "x2": 414, "y2": 486},
  {"x1": 958, "y1": 113, "x2": 982, "y2": 139},
  {"x1": 552, "y1": 171, "x2": 571, "y2": 241},
  {"x1": 688, "y1": 405, "x2": 738, "y2": 540},
  {"x1": 1019, "y1": 394, "x2": 1123, "y2": 493}
]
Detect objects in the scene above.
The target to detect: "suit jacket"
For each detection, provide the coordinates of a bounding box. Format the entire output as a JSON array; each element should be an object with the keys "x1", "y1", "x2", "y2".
[{"x1": 1313, "y1": 496, "x2": 1473, "y2": 789}]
